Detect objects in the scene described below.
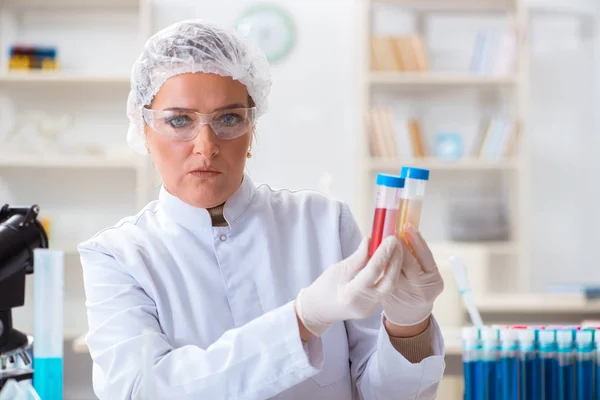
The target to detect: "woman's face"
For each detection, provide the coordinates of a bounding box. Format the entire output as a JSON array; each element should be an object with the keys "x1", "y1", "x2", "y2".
[{"x1": 145, "y1": 73, "x2": 253, "y2": 208}]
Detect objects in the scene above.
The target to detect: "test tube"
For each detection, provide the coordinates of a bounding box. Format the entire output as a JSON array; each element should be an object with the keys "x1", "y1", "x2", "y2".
[
  {"x1": 519, "y1": 329, "x2": 541, "y2": 400},
  {"x1": 539, "y1": 330, "x2": 558, "y2": 400},
  {"x1": 480, "y1": 327, "x2": 500, "y2": 400},
  {"x1": 462, "y1": 327, "x2": 480, "y2": 400},
  {"x1": 576, "y1": 330, "x2": 593, "y2": 400},
  {"x1": 368, "y1": 174, "x2": 404, "y2": 257},
  {"x1": 556, "y1": 329, "x2": 575, "y2": 400},
  {"x1": 33, "y1": 249, "x2": 64, "y2": 400},
  {"x1": 395, "y1": 166, "x2": 429, "y2": 241},
  {"x1": 499, "y1": 329, "x2": 518, "y2": 400},
  {"x1": 595, "y1": 330, "x2": 600, "y2": 400}
]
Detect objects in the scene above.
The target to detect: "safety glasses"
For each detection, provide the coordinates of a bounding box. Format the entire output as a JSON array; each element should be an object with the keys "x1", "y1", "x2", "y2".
[{"x1": 142, "y1": 107, "x2": 256, "y2": 141}]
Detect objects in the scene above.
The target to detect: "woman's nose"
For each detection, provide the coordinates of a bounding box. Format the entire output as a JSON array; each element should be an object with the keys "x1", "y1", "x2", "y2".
[{"x1": 193, "y1": 124, "x2": 219, "y2": 158}]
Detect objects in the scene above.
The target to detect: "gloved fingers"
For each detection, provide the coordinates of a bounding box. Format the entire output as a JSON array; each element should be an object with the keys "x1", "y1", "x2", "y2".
[
  {"x1": 351, "y1": 236, "x2": 397, "y2": 288},
  {"x1": 403, "y1": 224, "x2": 439, "y2": 274},
  {"x1": 341, "y1": 237, "x2": 370, "y2": 280},
  {"x1": 373, "y1": 241, "x2": 403, "y2": 294}
]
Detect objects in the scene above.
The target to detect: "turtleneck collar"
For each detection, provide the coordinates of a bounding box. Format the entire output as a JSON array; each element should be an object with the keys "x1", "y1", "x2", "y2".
[{"x1": 158, "y1": 174, "x2": 256, "y2": 232}]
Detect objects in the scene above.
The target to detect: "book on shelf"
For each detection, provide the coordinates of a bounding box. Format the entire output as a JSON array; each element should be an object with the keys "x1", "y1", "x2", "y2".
[
  {"x1": 370, "y1": 36, "x2": 429, "y2": 72},
  {"x1": 472, "y1": 117, "x2": 518, "y2": 161},
  {"x1": 470, "y1": 30, "x2": 518, "y2": 75},
  {"x1": 367, "y1": 107, "x2": 427, "y2": 159}
]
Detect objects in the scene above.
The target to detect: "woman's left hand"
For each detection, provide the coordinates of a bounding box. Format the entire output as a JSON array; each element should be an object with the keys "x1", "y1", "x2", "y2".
[{"x1": 381, "y1": 224, "x2": 444, "y2": 328}]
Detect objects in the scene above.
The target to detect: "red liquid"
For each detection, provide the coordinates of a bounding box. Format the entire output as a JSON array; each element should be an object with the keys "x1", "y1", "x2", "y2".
[{"x1": 368, "y1": 208, "x2": 387, "y2": 257}]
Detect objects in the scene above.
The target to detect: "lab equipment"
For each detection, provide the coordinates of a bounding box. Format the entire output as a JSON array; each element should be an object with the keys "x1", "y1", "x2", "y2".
[
  {"x1": 499, "y1": 329, "x2": 518, "y2": 400},
  {"x1": 481, "y1": 326, "x2": 500, "y2": 400},
  {"x1": 296, "y1": 236, "x2": 400, "y2": 336},
  {"x1": 539, "y1": 330, "x2": 557, "y2": 400},
  {"x1": 556, "y1": 329, "x2": 575, "y2": 400},
  {"x1": 0, "y1": 379, "x2": 40, "y2": 400},
  {"x1": 127, "y1": 20, "x2": 272, "y2": 154},
  {"x1": 449, "y1": 256, "x2": 484, "y2": 327},
  {"x1": 461, "y1": 327, "x2": 480, "y2": 400},
  {"x1": 518, "y1": 329, "x2": 541, "y2": 400},
  {"x1": 575, "y1": 330, "x2": 593, "y2": 400},
  {"x1": 368, "y1": 174, "x2": 404, "y2": 257},
  {"x1": 0, "y1": 205, "x2": 48, "y2": 392},
  {"x1": 33, "y1": 250, "x2": 64, "y2": 400},
  {"x1": 396, "y1": 167, "x2": 429, "y2": 240},
  {"x1": 8, "y1": 46, "x2": 58, "y2": 71}
]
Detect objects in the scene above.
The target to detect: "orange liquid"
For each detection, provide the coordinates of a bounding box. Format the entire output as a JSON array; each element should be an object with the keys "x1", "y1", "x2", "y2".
[{"x1": 396, "y1": 198, "x2": 422, "y2": 243}]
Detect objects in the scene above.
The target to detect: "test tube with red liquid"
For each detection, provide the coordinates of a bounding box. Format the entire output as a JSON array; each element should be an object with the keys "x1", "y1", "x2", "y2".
[
  {"x1": 368, "y1": 174, "x2": 405, "y2": 257},
  {"x1": 396, "y1": 166, "x2": 430, "y2": 241}
]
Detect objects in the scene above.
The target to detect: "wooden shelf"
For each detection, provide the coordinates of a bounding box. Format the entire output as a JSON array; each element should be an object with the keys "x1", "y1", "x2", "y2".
[
  {"x1": 431, "y1": 240, "x2": 518, "y2": 255},
  {"x1": 368, "y1": 157, "x2": 519, "y2": 171},
  {"x1": 370, "y1": 72, "x2": 518, "y2": 87},
  {"x1": 0, "y1": 153, "x2": 142, "y2": 169},
  {"x1": 371, "y1": 0, "x2": 516, "y2": 12},
  {"x1": 475, "y1": 293, "x2": 600, "y2": 314},
  {"x1": 2, "y1": 0, "x2": 139, "y2": 10},
  {"x1": 0, "y1": 71, "x2": 130, "y2": 85}
]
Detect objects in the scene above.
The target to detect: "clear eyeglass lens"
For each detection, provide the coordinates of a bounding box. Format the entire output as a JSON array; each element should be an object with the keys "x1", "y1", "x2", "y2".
[{"x1": 144, "y1": 108, "x2": 255, "y2": 141}]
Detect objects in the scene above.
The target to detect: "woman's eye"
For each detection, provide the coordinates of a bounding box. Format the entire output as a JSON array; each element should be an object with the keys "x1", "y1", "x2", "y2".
[
  {"x1": 219, "y1": 113, "x2": 243, "y2": 127},
  {"x1": 166, "y1": 115, "x2": 192, "y2": 129}
]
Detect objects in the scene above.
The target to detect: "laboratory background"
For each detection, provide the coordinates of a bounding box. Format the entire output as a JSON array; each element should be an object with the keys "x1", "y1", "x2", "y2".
[{"x1": 0, "y1": 0, "x2": 598, "y2": 398}]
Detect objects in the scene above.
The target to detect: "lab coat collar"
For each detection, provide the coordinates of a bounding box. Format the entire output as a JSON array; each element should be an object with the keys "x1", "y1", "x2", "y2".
[{"x1": 158, "y1": 174, "x2": 256, "y2": 231}]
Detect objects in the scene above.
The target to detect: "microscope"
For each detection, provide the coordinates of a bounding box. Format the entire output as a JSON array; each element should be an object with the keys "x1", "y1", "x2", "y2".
[{"x1": 0, "y1": 204, "x2": 48, "y2": 390}]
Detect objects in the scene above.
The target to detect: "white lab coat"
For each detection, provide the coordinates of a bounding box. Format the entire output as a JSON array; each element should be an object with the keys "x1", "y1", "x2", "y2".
[{"x1": 78, "y1": 174, "x2": 446, "y2": 400}]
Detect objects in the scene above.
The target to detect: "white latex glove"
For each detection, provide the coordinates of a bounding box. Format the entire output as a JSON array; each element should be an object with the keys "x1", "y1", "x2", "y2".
[
  {"x1": 296, "y1": 236, "x2": 401, "y2": 337},
  {"x1": 382, "y1": 224, "x2": 444, "y2": 327}
]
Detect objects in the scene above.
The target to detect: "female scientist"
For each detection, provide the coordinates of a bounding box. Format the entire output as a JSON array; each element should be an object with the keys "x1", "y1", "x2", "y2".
[{"x1": 78, "y1": 20, "x2": 446, "y2": 399}]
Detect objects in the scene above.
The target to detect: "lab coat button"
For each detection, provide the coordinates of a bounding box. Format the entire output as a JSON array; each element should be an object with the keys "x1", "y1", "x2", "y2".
[{"x1": 219, "y1": 234, "x2": 227, "y2": 241}]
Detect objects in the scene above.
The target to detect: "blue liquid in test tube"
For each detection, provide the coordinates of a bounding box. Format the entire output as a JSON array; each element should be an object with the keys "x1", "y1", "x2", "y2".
[
  {"x1": 499, "y1": 329, "x2": 518, "y2": 400},
  {"x1": 519, "y1": 329, "x2": 541, "y2": 400},
  {"x1": 556, "y1": 329, "x2": 575, "y2": 400},
  {"x1": 481, "y1": 327, "x2": 500, "y2": 400},
  {"x1": 576, "y1": 330, "x2": 594, "y2": 400},
  {"x1": 540, "y1": 330, "x2": 558, "y2": 400},
  {"x1": 594, "y1": 330, "x2": 600, "y2": 400},
  {"x1": 462, "y1": 327, "x2": 480, "y2": 400},
  {"x1": 33, "y1": 249, "x2": 64, "y2": 400}
]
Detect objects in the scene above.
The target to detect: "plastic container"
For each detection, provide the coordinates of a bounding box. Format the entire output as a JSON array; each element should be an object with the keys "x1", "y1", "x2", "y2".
[
  {"x1": 480, "y1": 327, "x2": 500, "y2": 400},
  {"x1": 33, "y1": 249, "x2": 64, "y2": 400},
  {"x1": 499, "y1": 329, "x2": 518, "y2": 400},
  {"x1": 462, "y1": 327, "x2": 480, "y2": 400},
  {"x1": 539, "y1": 330, "x2": 557, "y2": 400},
  {"x1": 575, "y1": 330, "x2": 593, "y2": 400},
  {"x1": 368, "y1": 174, "x2": 404, "y2": 257},
  {"x1": 556, "y1": 330, "x2": 574, "y2": 400},
  {"x1": 518, "y1": 329, "x2": 541, "y2": 400},
  {"x1": 396, "y1": 166, "x2": 429, "y2": 240}
]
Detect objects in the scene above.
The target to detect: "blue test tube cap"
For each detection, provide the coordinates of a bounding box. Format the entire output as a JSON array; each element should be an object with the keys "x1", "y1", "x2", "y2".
[
  {"x1": 400, "y1": 166, "x2": 430, "y2": 181},
  {"x1": 376, "y1": 174, "x2": 405, "y2": 188}
]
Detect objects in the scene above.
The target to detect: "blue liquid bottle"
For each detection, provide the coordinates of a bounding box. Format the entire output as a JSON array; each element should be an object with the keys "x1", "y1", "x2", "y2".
[
  {"x1": 556, "y1": 329, "x2": 575, "y2": 400},
  {"x1": 518, "y1": 329, "x2": 541, "y2": 400},
  {"x1": 498, "y1": 329, "x2": 518, "y2": 400},
  {"x1": 595, "y1": 330, "x2": 600, "y2": 400},
  {"x1": 539, "y1": 330, "x2": 558, "y2": 400},
  {"x1": 576, "y1": 330, "x2": 593, "y2": 400},
  {"x1": 481, "y1": 327, "x2": 500, "y2": 400},
  {"x1": 462, "y1": 327, "x2": 481, "y2": 400}
]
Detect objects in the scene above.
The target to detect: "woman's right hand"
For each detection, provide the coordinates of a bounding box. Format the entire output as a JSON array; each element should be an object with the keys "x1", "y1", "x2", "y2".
[{"x1": 295, "y1": 236, "x2": 401, "y2": 337}]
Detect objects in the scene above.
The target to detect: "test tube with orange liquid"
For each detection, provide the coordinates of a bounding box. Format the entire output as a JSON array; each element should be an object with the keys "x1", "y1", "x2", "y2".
[
  {"x1": 396, "y1": 166, "x2": 429, "y2": 241},
  {"x1": 368, "y1": 174, "x2": 405, "y2": 257}
]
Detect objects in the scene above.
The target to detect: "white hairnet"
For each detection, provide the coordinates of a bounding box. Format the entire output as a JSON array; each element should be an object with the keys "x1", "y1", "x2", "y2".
[{"x1": 126, "y1": 19, "x2": 272, "y2": 154}]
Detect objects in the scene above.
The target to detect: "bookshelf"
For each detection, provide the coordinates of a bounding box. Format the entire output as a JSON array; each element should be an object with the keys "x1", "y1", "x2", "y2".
[{"x1": 360, "y1": 3, "x2": 530, "y2": 392}]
